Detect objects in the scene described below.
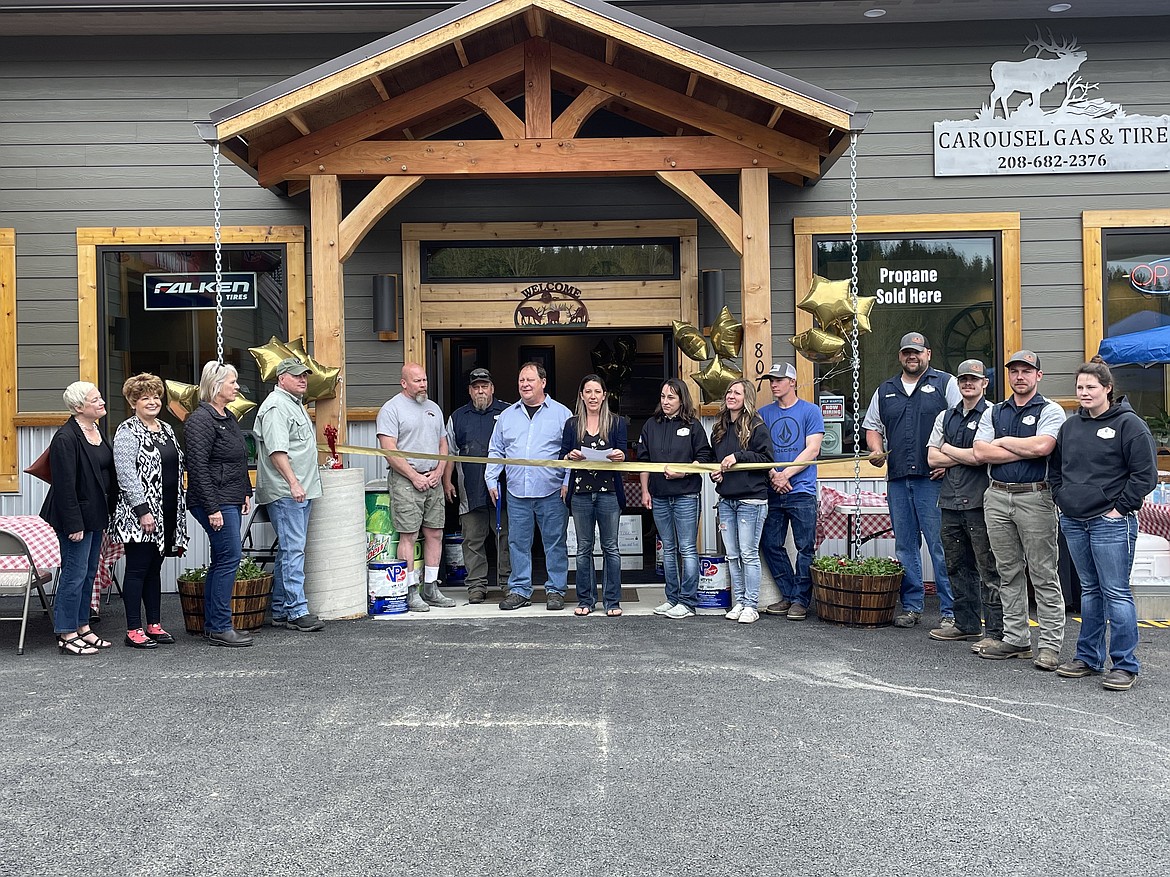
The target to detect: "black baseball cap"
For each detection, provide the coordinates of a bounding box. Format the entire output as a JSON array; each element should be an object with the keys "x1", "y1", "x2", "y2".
[{"x1": 468, "y1": 368, "x2": 493, "y2": 384}]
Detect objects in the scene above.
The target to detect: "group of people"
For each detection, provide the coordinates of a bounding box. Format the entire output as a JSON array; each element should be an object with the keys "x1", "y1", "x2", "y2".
[
  {"x1": 864, "y1": 332, "x2": 1155, "y2": 691},
  {"x1": 41, "y1": 356, "x2": 328, "y2": 654},
  {"x1": 37, "y1": 333, "x2": 1156, "y2": 689}
]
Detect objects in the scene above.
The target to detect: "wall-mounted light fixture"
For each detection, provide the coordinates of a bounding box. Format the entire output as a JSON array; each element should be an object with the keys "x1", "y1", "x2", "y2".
[
  {"x1": 700, "y1": 269, "x2": 725, "y2": 330},
  {"x1": 372, "y1": 273, "x2": 399, "y2": 340}
]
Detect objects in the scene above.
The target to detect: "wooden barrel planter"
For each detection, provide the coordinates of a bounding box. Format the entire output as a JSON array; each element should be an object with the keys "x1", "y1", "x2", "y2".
[
  {"x1": 812, "y1": 567, "x2": 903, "y2": 628},
  {"x1": 176, "y1": 574, "x2": 274, "y2": 635}
]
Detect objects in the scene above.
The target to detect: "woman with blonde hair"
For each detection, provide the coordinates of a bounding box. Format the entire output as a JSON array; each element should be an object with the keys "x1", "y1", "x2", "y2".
[
  {"x1": 710, "y1": 379, "x2": 773, "y2": 624},
  {"x1": 110, "y1": 373, "x2": 188, "y2": 648},
  {"x1": 184, "y1": 361, "x2": 254, "y2": 647}
]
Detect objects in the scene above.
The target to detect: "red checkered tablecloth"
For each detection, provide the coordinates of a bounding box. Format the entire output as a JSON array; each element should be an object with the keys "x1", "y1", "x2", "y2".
[
  {"x1": 816, "y1": 486, "x2": 893, "y2": 549},
  {"x1": 1138, "y1": 501, "x2": 1170, "y2": 540},
  {"x1": 0, "y1": 516, "x2": 123, "y2": 612}
]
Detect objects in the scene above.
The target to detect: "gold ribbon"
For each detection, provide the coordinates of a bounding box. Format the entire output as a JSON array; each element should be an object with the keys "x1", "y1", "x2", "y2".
[{"x1": 320, "y1": 443, "x2": 885, "y2": 473}]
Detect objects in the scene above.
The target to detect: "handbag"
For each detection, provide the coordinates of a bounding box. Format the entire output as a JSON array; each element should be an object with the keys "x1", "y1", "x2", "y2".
[{"x1": 24, "y1": 447, "x2": 52, "y2": 483}]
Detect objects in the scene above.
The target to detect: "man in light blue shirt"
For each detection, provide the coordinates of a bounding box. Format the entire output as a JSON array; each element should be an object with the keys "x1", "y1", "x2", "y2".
[{"x1": 486, "y1": 362, "x2": 571, "y2": 611}]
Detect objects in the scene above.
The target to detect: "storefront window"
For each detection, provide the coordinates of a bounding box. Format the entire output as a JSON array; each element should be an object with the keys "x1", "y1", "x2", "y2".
[
  {"x1": 99, "y1": 246, "x2": 289, "y2": 433},
  {"x1": 1101, "y1": 228, "x2": 1170, "y2": 419},
  {"x1": 423, "y1": 239, "x2": 677, "y2": 281},
  {"x1": 813, "y1": 234, "x2": 1002, "y2": 454}
]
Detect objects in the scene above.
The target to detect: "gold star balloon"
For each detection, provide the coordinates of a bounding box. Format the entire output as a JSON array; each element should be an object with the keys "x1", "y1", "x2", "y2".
[
  {"x1": 673, "y1": 321, "x2": 712, "y2": 363},
  {"x1": 249, "y1": 336, "x2": 299, "y2": 382},
  {"x1": 798, "y1": 276, "x2": 855, "y2": 328},
  {"x1": 693, "y1": 357, "x2": 742, "y2": 404},
  {"x1": 827, "y1": 295, "x2": 878, "y2": 337},
  {"x1": 227, "y1": 392, "x2": 258, "y2": 422},
  {"x1": 791, "y1": 328, "x2": 847, "y2": 364},
  {"x1": 302, "y1": 355, "x2": 341, "y2": 403},
  {"x1": 165, "y1": 380, "x2": 199, "y2": 422},
  {"x1": 709, "y1": 306, "x2": 744, "y2": 359}
]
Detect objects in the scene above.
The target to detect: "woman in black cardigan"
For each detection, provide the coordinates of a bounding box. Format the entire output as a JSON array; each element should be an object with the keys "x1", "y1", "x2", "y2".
[
  {"x1": 40, "y1": 381, "x2": 119, "y2": 655},
  {"x1": 184, "y1": 361, "x2": 254, "y2": 648}
]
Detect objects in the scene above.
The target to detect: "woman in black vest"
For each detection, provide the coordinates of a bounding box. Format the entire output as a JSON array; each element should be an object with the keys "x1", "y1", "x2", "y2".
[{"x1": 40, "y1": 381, "x2": 119, "y2": 655}]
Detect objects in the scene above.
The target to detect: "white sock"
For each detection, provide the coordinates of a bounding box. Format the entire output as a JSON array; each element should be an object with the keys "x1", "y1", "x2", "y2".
[
  {"x1": 424, "y1": 565, "x2": 440, "y2": 584},
  {"x1": 408, "y1": 568, "x2": 420, "y2": 588}
]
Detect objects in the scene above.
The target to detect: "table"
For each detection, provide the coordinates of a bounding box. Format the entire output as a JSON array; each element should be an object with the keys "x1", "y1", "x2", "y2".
[
  {"x1": 1138, "y1": 500, "x2": 1170, "y2": 541},
  {"x1": 816, "y1": 486, "x2": 894, "y2": 553},
  {"x1": 0, "y1": 516, "x2": 123, "y2": 612}
]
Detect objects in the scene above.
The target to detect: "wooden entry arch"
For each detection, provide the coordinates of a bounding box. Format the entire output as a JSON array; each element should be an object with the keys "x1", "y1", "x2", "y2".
[{"x1": 200, "y1": 0, "x2": 866, "y2": 443}]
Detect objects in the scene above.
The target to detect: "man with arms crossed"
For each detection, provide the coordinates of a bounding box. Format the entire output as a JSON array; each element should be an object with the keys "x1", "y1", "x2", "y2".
[
  {"x1": 486, "y1": 362, "x2": 572, "y2": 611},
  {"x1": 377, "y1": 362, "x2": 456, "y2": 612},
  {"x1": 973, "y1": 350, "x2": 1066, "y2": 669},
  {"x1": 925, "y1": 359, "x2": 1003, "y2": 649}
]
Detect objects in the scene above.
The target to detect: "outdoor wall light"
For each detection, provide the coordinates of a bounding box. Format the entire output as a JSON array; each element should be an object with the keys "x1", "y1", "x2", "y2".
[
  {"x1": 700, "y1": 269, "x2": 726, "y2": 330},
  {"x1": 372, "y1": 273, "x2": 399, "y2": 338}
]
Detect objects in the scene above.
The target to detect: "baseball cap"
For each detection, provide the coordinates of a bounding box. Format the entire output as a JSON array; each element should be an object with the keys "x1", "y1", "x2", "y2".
[
  {"x1": 1005, "y1": 350, "x2": 1041, "y2": 369},
  {"x1": 468, "y1": 367, "x2": 493, "y2": 384},
  {"x1": 275, "y1": 357, "x2": 311, "y2": 377},
  {"x1": 899, "y1": 332, "x2": 928, "y2": 352},
  {"x1": 759, "y1": 362, "x2": 798, "y2": 381},
  {"x1": 956, "y1": 359, "x2": 987, "y2": 379}
]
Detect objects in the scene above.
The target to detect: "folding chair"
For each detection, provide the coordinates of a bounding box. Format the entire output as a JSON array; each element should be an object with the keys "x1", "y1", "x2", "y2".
[
  {"x1": 0, "y1": 529, "x2": 55, "y2": 655},
  {"x1": 240, "y1": 503, "x2": 279, "y2": 569}
]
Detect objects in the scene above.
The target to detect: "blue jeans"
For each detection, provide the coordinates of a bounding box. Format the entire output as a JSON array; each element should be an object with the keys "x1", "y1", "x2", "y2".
[
  {"x1": 53, "y1": 530, "x2": 103, "y2": 633},
  {"x1": 571, "y1": 492, "x2": 621, "y2": 609},
  {"x1": 506, "y1": 491, "x2": 569, "y2": 598},
  {"x1": 266, "y1": 497, "x2": 312, "y2": 621},
  {"x1": 886, "y1": 476, "x2": 953, "y2": 616},
  {"x1": 191, "y1": 505, "x2": 242, "y2": 633},
  {"x1": 760, "y1": 492, "x2": 818, "y2": 608},
  {"x1": 1059, "y1": 514, "x2": 1140, "y2": 675},
  {"x1": 652, "y1": 494, "x2": 701, "y2": 610},
  {"x1": 717, "y1": 499, "x2": 768, "y2": 609}
]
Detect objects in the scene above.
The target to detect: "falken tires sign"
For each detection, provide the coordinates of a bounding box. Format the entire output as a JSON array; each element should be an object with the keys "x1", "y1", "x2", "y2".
[
  {"x1": 144, "y1": 272, "x2": 258, "y2": 311},
  {"x1": 934, "y1": 31, "x2": 1170, "y2": 177}
]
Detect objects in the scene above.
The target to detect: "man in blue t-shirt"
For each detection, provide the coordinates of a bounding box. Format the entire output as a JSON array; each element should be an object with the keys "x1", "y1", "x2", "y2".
[{"x1": 758, "y1": 363, "x2": 824, "y2": 620}]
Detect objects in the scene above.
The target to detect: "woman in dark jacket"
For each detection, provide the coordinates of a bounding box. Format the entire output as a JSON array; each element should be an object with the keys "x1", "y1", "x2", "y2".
[
  {"x1": 710, "y1": 378, "x2": 773, "y2": 625},
  {"x1": 110, "y1": 373, "x2": 189, "y2": 649},
  {"x1": 560, "y1": 374, "x2": 628, "y2": 617},
  {"x1": 1049, "y1": 362, "x2": 1157, "y2": 691},
  {"x1": 637, "y1": 378, "x2": 713, "y2": 620},
  {"x1": 185, "y1": 361, "x2": 254, "y2": 647},
  {"x1": 40, "y1": 381, "x2": 119, "y2": 655}
]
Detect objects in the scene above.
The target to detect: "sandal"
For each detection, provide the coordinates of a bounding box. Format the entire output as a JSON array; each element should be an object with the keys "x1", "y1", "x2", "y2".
[
  {"x1": 57, "y1": 635, "x2": 99, "y2": 656},
  {"x1": 76, "y1": 628, "x2": 112, "y2": 649},
  {"x1": 574, "y1": 605, "x2": 593, "y2": 616},
  {"x1": 606, "y1": 606, "x2": 623, "y2": 617}
]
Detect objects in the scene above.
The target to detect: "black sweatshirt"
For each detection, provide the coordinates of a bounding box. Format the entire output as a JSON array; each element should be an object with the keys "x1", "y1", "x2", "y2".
[
  {"x1": 1049, "y1": 396, "x2": 1157, "y2": 519},
  {"x1": 636, "y1": 414, "x2": 714, "y2": 497},
  {"x1": 710, "y1": 417, "x2": 773, "y2": 501}
]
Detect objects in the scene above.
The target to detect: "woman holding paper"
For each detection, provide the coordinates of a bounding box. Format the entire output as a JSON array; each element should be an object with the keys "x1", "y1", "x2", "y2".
[{"x1": 561, "y1": 374, "x2": 628, "y2": 617}]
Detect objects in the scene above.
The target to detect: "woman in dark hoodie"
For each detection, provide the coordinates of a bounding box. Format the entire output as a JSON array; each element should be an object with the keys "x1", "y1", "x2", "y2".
[
  {"x1": 1049, "y1": 362, "x2": 1157, "y2": 691},
  {"x1": 710, "y1": 378, "x2": 773, "y2": 624}
]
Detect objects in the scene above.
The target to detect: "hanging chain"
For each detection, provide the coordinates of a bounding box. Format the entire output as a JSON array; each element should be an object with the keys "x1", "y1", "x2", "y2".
[
  {"x1": 212, "y1": 142, "x2": 225, "y2": 365},
  {"x1": 848, "y1": 132, "x2": 863, "y2": 558}
]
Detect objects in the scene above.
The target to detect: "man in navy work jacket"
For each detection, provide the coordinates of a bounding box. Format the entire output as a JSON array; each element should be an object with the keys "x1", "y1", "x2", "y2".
[
  {"x1": 443, "y1": 368, "x2": 511, "y2": 604},
  {"x1": 973, "y1": 350, "x2": 1066, "y2": 670},
  {"x1": 863, "y1": 331, "x2": 962, "y2": 629}
]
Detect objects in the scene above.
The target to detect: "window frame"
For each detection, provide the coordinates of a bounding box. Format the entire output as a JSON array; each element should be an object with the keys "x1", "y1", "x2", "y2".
[{"x1": 1, "y1": 229, "x2": 16, "y2": 491}]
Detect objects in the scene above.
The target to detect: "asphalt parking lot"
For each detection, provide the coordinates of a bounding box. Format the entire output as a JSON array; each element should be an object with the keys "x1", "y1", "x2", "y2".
[{"x1": 1, "y1": 595, "x2": 1167, "y2": 877}]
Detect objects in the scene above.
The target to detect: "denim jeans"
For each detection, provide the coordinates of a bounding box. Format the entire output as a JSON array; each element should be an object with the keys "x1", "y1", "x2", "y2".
[
  {"x1": 506, "y1": 491, "x2": 569, "y2": 598},
  {"x1": 652, "y1": 493, "x2": 701, "y2": 610},
  {"x1": 760, "y1": 492, "x2": 818, "y2": 608},
  {"x1": 1059, "y1": 513, "x2": 1140, "y2": 675},
  {"x1": 983, "y1": 486, "x2": 1064, "y2": 652},
  {"x1": 190, "y1": 504, "x2": 242, "y2": 633},
  {"x1": 53, "y1": 530, "x2": 103, "y2": 633},
  {"x1": 717, "y1": 499, "x2": 768, "y2": 609},
  {"x1": 886, "y1": 476, "x2": 953, "y2": 616},
  {"x1": 940, "y1": 507, "x2": 1003, "y2": 638},
  {"x1": 571, "y1": 492, "x2": 622, "y2": 609},
  {"x1": 266, "y1": 497, "x2": 312, "y2": 621}
]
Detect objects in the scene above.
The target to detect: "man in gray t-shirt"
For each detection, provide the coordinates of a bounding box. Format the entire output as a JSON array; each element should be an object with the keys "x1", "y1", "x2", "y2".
[{"x1": 375, "y1": 362, "x2": 455, "y2": 611}]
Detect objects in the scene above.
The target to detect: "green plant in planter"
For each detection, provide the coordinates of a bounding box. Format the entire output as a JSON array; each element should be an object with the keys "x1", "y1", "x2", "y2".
[
  {"x1": 812, "y1": 554, "x2": 903, "y2": 576},
  {"x1": 1144, "y1": 408, "x2": 1170, "y2": 447},
  {"x1": 178, "y1": 558, "x2": 268, "y2": 582}
]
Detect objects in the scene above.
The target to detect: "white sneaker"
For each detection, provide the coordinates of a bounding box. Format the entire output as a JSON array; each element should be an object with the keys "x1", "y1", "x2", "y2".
[
  {"x1": 725, "y1": 604, "x2": 744, "y2": 620},
  {"x1": 652, "y1": 601, "x2": 675, "y2": 616},
  {"x1": 664, "y1": 604, "x2": 695, "y2": 620},
  {"x1": 737, "y1": 607, "x2": 760, "y2": 624}
]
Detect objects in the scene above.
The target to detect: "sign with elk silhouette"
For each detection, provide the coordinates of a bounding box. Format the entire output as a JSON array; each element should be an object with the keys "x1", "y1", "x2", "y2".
[
  {"x1": 934, "y1": 30, "x2": 1170, "y2": 176},
  {"x1": 513, "y1": 281, "x2": 590, "y2": 328}
]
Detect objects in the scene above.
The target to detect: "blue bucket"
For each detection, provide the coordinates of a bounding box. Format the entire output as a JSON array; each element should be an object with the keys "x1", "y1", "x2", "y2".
[
  {"x1": 368, "y1": 560, "x2": 410, "y2": 616},
  {"x1": 697, "y1": 556, "x2": 732, "y2": 609},
  {"x1": 443, "y1": 533, "x2": 467, "y2": 581}
]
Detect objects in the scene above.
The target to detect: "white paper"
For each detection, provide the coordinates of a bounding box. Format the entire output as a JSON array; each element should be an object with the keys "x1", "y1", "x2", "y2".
[{"x1": 579, "y1": 447, "x2": 610, "y2": 462}]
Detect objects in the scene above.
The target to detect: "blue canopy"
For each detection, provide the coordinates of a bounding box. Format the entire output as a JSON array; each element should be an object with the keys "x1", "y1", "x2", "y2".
[{"x1": 1098, "y1": 325, "x2": 1170, "y2": 367}]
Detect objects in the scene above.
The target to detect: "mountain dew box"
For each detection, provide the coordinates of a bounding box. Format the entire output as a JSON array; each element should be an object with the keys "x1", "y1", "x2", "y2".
[{"x1": 366, "y1": 487, "x2": 398, "y2": 563}]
